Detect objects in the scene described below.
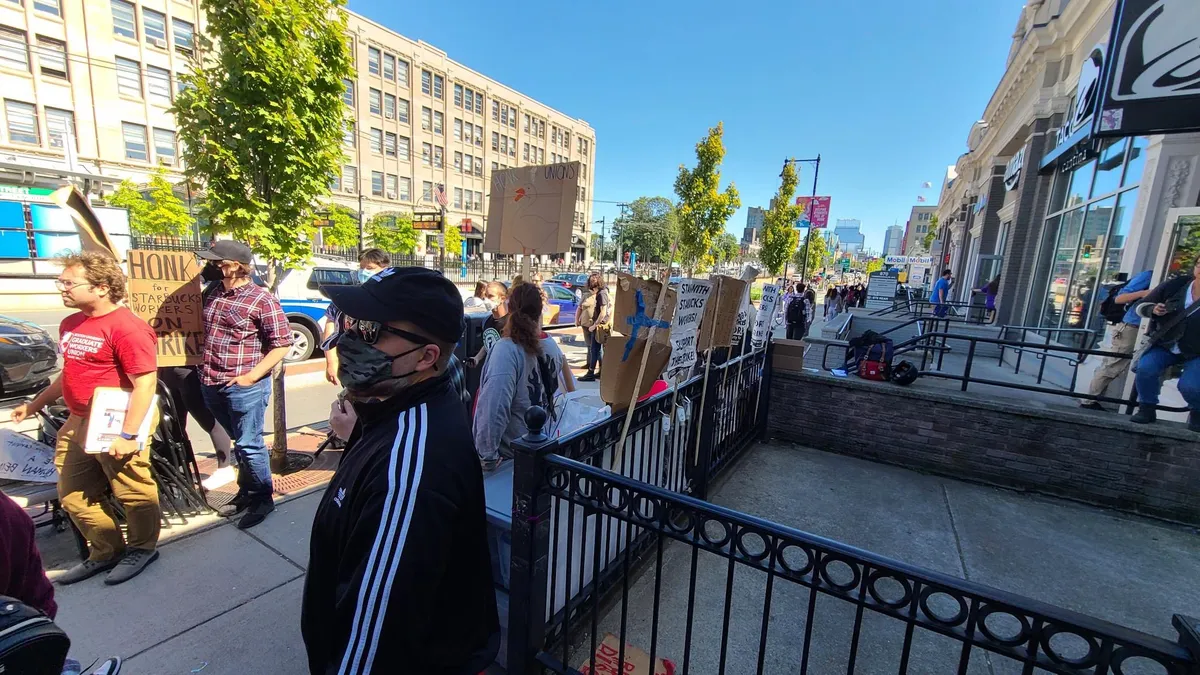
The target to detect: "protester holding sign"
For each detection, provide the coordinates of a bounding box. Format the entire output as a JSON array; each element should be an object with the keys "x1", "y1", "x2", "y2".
[
  {"x1": 197, "y1": 240, "x2": 292, "y2": 530},
  {"x1": 10, "y1": 252, "x2": 162, "y2": 586}
]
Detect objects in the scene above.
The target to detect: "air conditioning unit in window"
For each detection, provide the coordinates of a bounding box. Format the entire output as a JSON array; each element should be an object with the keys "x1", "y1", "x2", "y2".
[
  {"x1": 385, "y1": 112, "x2": 394, "y2": 119},
  {"x1": 343, "y1": 187, "x2": 355, "y2": 194},
  {"x1": 386, "y1": 191, "x2": 396, "y2": 199},
  {"x1": 150, "y1": 38, "x2": 167, "y2": 49},
  {"x1": 157, "y1": 157, "x2": 172, "y2": 166}
]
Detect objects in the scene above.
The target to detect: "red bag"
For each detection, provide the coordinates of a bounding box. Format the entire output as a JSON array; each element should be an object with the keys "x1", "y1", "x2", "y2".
[{"x1": 858, "y1": 359, "x2": 889, "y2": 381}]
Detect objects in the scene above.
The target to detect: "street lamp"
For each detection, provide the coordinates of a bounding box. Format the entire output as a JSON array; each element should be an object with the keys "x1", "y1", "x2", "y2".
[{"x1": 782, "y1": 155, "x2": 821, "y2": 281}]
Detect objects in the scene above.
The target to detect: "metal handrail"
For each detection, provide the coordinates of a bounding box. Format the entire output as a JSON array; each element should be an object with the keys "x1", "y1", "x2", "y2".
[
  {"x1": 819, "y1": 316, "x2": 954, "y2": 372},
  {"x1": 996, "y1": 325, "x2": 1101, "y2": 387},
  {"x1": 870, "y1": 298, "x2": 997, "y2": 326}
]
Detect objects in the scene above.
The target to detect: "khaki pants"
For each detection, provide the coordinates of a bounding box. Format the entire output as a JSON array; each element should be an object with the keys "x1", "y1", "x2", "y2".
[
  {"x1": 55, "y1": 413, "x2": 161, "y2": 561},
  {"x1": 1086, "y1": 322, "x2": 1140, "y2": 399}
]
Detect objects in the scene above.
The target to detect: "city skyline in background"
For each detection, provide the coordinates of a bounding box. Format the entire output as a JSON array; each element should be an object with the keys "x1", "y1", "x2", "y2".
[{"x1": 348, "y1": 0, "x2": 1019, "y2": 255}]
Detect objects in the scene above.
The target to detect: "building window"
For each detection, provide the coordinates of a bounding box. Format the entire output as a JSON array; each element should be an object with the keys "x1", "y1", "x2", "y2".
[
  {"x1": 395, "y1": 58, "x2": 408, "y2": 87},
  {"x1": 432, "y1": 74, "x2": 443, "y2": 100},
  {"x1": 369, "y1": 127, "x2": 382, "y2": 154},
  {"x1": 384, "y1": 93, "x2": 395, "y2": 120},
  {"x1": 342, "y1": 78, "x2": 354, "y2": 106},
  {"x1": 434, "y1": 145, "x2": 443, "y2": 168},
  {"x1": 474, "y1": 93, "x2": 483, "y2": 115},
  {"x1": 538, "y1": 120, "x2": 545, "y2": 139},
  {"x1": 464, "y1": 88, "x2": 474, "y2": 113},
  {"x1": 36, "y1": 37, "x2": 67, "y2": 80},
  {"x1": 454, "y1": 151, "x2": 462, "y2": 171},
  {"x1": 153, "y1": 127, "x2": 176, "y2": 164},
  {"x1": 463, "y1": 153, "x2": 472, "y2": 172},
  {"x1": 5, "y1": 100, "x2": 37, "y2": 144},
  {"x1": 433, "y1": 110, "x2": 443, "y2": 136},
  {"x1": 342, "y1": 165, "x2": 357, "y2": 192},
  {"x1": 474, "y1": 191, "x2": 482, "y2": 211},
  {"x1": 499, "y1": 135, "x2": 507, "y2": 156},
  {"x1": 421, "y1": 69, "x2": 431, "y2": 95},
  {"x1": 384, "y1": 131, "x2": 396, "y2": 157},
  {"x1": 420, "y1": 106, "x2": 431, "y2": 131},
  {"x1": 537, "y1": 147, "x2": 544, "y2": 163},
  {"x1": 491, "y1": 161, "x2": 498, "y2": 172},
  {"x1": 342, "y1": 120, "x2": 354, "y2": 148},
  {"x1": 116, "y1": 57, "x2": 142, "y2": 98},
  {"x1": 453, "y1": 187, "x2": 462, "y2": 209},
  {"x1": 397, "y1": 176, "x2": 411, "y2": 201},
  {"x1": 143, "y1": 8, "x2": 167, "y2": 45},
  {"x1": 397, "y1": 98, "x2": 409, "y2": 124},
  {"x1": 45, "y1": 107, "x2": 74, "y2": 149},
  {"x1": 491, "y1": 132, "x2": 498, "y2": 151},
  {"x1": 382, "y1": 53, "x2": 395, "y2": 82},
  {"x1": 371, "y1": 171, "x2": 383, "y2": 196},
  {"x1": 453, "y1": 118, "x2": 461, "y2": 141},
  {"x1": 122, "y1": 121, "x2": 147, "y2": 160},
  {"x1": 173, "y1": 19, "x2": 194, "y2": 53},
  {"x1": 33, "y1": 0, "x2": 59, "y2": 16},
  {"x1": 454, "y1": 83, "x2": 463, "y2": 108},
  {"x1": 523, "y1": 114, "x2": 530, "y2": 133},
  {"x1": 367, "y1": 47, "x2": 380, "y2": 76},
  {"x1": 147, "y1": 65, "x2": 172, "y2": 105},
  {"x1": 422, "y1": 181, "x2": 433, "y2": 202},
  {"x1": 111, "y1": 0, "x2": 136, "y2": 39},
  {"x1": 0, "y1": 27, "x2": 28, "y2": 72},
  {"x1": 474, "y1": 157, "x2": 482, "y2": 177},
  {"x1": 385, "y1": 173, "x2": 397, "y2": 198},
  {"x1": 397, "y1": 135, "x2": 409, "y2": 160},
  {"x1": 369, "y1": 88, "x2": 381, "y2": 115},
  {"x1": 421, "y1": 142, "x2": 431, "y2": 166},
  {"x1": 491, "y1": 100, "x2": 499, "y2": 121},
  {"x1": 523, "y1": 144, "x2": 530, "y2": 162}
]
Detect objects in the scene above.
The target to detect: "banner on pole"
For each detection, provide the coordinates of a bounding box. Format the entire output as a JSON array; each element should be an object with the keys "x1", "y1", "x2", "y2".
[
  {"x1": 751, "y1": 284, "x2": 781, "y2": 350},
  {"x1": 794, "y1": 196, "x2": 832, "y2": 229},
  {"x1": 666, "y1": 279, "x2": 712, "y2": 380}
]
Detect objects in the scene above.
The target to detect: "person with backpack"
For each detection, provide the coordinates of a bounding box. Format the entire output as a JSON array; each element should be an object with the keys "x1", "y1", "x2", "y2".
[
  {"x1": 785, "y1": 284, "x2": 806, "y2": 340},
  {"x1": 1129, "y1": 257, "x2": 1200, "y2": 431},
  {"x1": 1080, "y1": 270, "x2": 1153, "y2": 411}
]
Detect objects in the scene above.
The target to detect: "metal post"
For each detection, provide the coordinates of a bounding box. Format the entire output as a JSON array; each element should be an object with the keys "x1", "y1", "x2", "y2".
[
  {"x1": 691, "y1": 361, "x2": 721, "y2": 500},
  {"x1": 961, "y1": 340, "x2": 976, "y2": 392},
  {"x1": 357, "y1": 193, "x2": 365, "y2": 252},
  {"x1": 507, "y1": 406, "x2": 555, "y2": 675}
]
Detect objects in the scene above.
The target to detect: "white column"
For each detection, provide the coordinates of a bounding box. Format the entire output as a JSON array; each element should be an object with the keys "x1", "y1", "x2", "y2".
[{"x1": 1122, "y1": 133, "x2": 1200, "y2": 276}]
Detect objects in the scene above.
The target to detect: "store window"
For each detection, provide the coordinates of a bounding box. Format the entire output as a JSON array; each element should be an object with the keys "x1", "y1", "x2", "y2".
[{"x1": 1024, "y1": 136, "x2": 1145, "y2": 346}]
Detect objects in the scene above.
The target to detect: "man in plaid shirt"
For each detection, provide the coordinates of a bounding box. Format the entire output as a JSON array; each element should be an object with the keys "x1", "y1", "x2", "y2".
[{"x1": 198, "y1": 241, "x2": 293, "y2": 529}]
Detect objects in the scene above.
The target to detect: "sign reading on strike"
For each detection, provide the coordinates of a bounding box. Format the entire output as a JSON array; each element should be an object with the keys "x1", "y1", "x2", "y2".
[
  {"x1": 126, "y1": 249, "x2": 205, "y2": 366},
  {"x1": 666, "y1": 279, "x2": 712, "y2": 379}
]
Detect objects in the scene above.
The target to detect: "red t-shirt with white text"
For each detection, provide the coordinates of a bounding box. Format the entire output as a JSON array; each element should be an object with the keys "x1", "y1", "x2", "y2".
[{"x1": 58, "y1": 307, "x2": 158, "y2": 416}]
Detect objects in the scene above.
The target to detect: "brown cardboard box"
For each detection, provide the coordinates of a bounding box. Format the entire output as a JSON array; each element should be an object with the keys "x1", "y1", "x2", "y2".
[
  {"x1": 612, "y1": 273, "x2": 676, "y2": 347},
  {"x1": 600, "y1": 338, "x2": 672, "y2": 408},
  {"x1": 578, "y1": 633, "x2": 676, "y2": 675},
  {"x1": 696, "y1": 275, "x2": 747, "y2": 351},
  {"x1": 771, "y1": 338, "x2": 809, "y2": 373}
]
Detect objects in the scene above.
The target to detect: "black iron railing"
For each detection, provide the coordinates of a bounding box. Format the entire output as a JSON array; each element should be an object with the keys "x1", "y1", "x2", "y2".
[
  {"x1": 129, "y1": 235, "x2": 210, "y2": 252},
  {"x1": 870, "y1": 298, "x2": 996, "y2": 325}
]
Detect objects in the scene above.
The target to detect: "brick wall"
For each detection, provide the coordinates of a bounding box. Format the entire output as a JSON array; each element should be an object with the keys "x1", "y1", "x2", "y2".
[
  {"x1": 767, "y1": 370, "x2": 1200, "y2": 525},
  {"x1": 998, "y1": 114, "x2": 1059, "y2": 326}
]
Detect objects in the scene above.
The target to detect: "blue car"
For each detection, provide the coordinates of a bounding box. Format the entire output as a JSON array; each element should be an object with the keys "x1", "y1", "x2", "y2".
[{"x1": 543, "y1": 283, "x2": 578, "y2": 326}]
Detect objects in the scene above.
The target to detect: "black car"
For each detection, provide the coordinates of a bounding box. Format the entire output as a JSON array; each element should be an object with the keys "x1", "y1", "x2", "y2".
[{"x1": 0, "y1": 315, "x2": 58, "y2": 395}]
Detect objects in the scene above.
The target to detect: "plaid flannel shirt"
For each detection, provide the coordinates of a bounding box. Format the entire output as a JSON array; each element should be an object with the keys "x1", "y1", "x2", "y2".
[{"x1": 200, "y1": 282, "x2": 292, "y2": 386}]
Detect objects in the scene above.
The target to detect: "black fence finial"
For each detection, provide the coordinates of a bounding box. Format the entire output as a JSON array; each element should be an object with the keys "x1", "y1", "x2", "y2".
[{"x1": 523, "y1": 405, "x2": 548, "y2": 443}]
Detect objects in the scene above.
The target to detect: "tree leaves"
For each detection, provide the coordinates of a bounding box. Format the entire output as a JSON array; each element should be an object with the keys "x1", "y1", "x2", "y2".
[
  {"x1": 365, "y1": 211, "x2": 417, "y2": 255},
  {"x1": 758, "y1": 162, "x2": 802, "y2": 275},
  {"x1": 108, "y1": 170, "x2": 194, "y2": 238},
  {"x1": 793, "y1": 229, "x2": 829, "y2": 277},
  {"x1": 674, "y1": 122, "x2": 740, "y2": 271},
  {"x1": 613, "y1": 196, "x2": 678, "y2": 263},
  {"x1": 321, "y1": 205, "x2": 359, "y2": 249}
]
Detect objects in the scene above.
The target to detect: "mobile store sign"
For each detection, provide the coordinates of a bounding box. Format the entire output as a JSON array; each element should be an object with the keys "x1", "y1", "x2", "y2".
[{"x1": 1095, "y1": 0, "x2": 1200, "y2": 137}]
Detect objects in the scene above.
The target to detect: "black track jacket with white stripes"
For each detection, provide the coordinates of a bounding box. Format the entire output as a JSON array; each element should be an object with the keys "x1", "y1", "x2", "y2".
[{"x1": 302, "y1": 375, "x2": 500, "y2": 675}]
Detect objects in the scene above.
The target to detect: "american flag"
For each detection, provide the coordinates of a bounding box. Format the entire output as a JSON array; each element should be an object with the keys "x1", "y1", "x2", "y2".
[
  {"x1": 433, "y1": 183, "x2": 449, "y2": 208},
  {"x1": 917, "y1": 195, "x2": 927, "y2": 202}
]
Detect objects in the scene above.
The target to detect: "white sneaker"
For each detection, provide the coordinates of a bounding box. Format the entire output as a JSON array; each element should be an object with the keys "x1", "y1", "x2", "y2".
[{"x1": 202, "y1": 465, "x2": 237, "y2": 490}]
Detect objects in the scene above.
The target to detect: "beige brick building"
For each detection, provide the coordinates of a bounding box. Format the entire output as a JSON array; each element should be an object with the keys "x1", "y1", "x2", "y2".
[{"x1": 0, "y1": 0, "x2": 596, "y2": 263}]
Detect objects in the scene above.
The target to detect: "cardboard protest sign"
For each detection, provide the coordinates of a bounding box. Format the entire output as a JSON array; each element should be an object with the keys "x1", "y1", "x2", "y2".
[
  {"x1": 0, "y1": 429, "x2": 56, "y2": 483},
  {"x1": 600, "y1": 339, "x2": 671, "y2": 408},
  {"x1": 697, "y1": 275, "x2": 746, "y2": 351},
  {"x1": 50, "y1": 185, "x2": 118, "y2": 257},
  {"x1": 484, "y1": 162, "x2": 580, "y2": 254},
  {"x1": 751, "y1": 284, "x2": 781, "y2": 350},
  {"x1": 612, "y1": 273, "x2": 676, "y2": 347},
  {"x1": 666, "y1": 279, "x2": 711, "y2": 380},
  {"x1": 578, "y1": 633, "x2": 676, "y2": 675},
  {"x1": 126, "y1": 249, "x2": 205, "y2": 366}
]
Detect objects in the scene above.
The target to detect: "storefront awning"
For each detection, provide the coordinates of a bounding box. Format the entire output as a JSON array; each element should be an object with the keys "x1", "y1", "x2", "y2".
[{"x1": 1039, "y1": 124, "x2": 1099, "y2": 175}]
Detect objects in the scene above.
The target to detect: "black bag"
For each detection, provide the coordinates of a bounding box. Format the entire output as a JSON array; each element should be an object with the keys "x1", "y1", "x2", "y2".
[
  {"x1": 891, "y1": 360, "x2": 920, "y2": 386},
  {"x1": 786, "y1": 297, "x2": 804, "y2": 324},
  {"x1": 845, "y1": 330, "x2": 895, "y2": 371},
  {"x1": 0, "y1": 595, "x2": 70, "y2": 675},
  {"x1": 1098, "y1": 283, "x2": 1128, "y2": 325}
]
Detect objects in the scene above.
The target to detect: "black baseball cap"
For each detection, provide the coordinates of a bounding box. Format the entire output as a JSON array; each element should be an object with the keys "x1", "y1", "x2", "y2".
[
  {"x1": 197, "y1": 240, "x2": 254, "y2": 264},
  {"x1": 323, "y1": 267, "x2": 465, "y2": 344}
]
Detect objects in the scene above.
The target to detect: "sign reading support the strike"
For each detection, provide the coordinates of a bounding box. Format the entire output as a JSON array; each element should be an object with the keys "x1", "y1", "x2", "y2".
[
  {"x1": 126, "y1": 249, "x2": 205, "y2": 366},
  {"x1": 751, "y1": 284, "x2": 781, "y2": 350},
  {"x1": 666, "y1": 280, "x2": 712, "y2": 380}
]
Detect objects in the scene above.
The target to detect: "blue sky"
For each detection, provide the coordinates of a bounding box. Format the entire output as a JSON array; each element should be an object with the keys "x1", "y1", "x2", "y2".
[{"x1": 348, "y1": 0, "x2": 1019, "y2": 254}]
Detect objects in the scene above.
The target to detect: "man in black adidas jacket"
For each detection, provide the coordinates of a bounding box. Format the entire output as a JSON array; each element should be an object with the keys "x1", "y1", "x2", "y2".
[{"x1": 302, "y1": 267, "x2": 499, "y2": 675}]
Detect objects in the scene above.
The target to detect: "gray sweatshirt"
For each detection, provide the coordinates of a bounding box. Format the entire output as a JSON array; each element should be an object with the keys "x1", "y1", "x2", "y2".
[{"x1": 473, "y1": 336, "x2": 565, "y2": 460}]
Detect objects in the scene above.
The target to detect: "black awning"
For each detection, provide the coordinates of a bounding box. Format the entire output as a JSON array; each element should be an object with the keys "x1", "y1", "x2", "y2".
[{"x1": 1039, "y1": 124, "x2": 1099, "y2": 175}]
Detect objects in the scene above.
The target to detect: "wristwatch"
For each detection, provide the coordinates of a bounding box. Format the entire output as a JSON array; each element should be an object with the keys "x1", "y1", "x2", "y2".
[{"x1": 118, "y1": 432, "x2": 138, "y2": 441}]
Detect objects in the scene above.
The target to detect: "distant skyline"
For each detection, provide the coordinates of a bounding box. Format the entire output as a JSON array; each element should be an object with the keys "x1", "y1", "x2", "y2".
[{"x1": 348, "y1": 0, "x2": 1017, "y2": 255}]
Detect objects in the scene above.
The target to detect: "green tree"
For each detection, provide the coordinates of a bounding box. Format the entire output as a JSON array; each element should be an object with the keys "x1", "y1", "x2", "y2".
[
  {"x1": 443, "y1": 222, "x2": 462, "y2": 260},
  {"x1": 674, "y1": 123, "x2": 740, "y2": 271},
  {"x1": 109, "y1": 170, "x2": 193, "y2": 237},
  {"x1": 590, "y1": 232, "x2": 614, "y2": 261},
  {"x1": 921, "y1": 214, "x2": 940, "y2": 252},
  {"x1": 173, "y1": 0, "x2": 353, "y2": 470},
  {"x1": 865, "y1": 258, "x2": 884, "y2": 274},
  {"x1": 715, "y1": 232, "x2": 740, "y2": 264},
  {"x1": 366, "y1": 211, "x2": 417, "y2": 254},
  {"x1": 793, "y1": 229, "x2": 829, "y2": 277},
  {"x1": 321, "y1": 205, "x2": 360, "y2": 249},
  {"x1": 758, "y1": 163, "x2": 803, "y2": 275},
  {"x1": 613, "y1": 196, "x2": 677, "y2": 262}
]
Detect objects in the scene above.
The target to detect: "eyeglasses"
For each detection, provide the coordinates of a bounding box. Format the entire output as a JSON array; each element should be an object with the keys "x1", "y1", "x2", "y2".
[
  {"x1": 343, "y1": 317, "x2": 430, "y2": 347},
  {"x1": 54, "y1": 279, "x2": 93, "y2": 291}
]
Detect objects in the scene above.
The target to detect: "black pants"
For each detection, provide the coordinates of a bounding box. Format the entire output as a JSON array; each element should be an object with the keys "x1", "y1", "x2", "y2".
[
  {"x1": 158, "y1": 366, "x2": 233, "y2": 464},
  {"x1": 786, "y1": 321, "x2": 805, "y2": 340}
]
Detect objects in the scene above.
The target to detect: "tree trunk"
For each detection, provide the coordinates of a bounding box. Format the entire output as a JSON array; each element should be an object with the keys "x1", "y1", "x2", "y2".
[{"x1": 267, "y1": 260, "x2": 288, "y2": 473}]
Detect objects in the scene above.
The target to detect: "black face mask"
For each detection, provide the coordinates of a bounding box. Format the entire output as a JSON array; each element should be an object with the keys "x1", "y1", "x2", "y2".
[
  {"x1": 336, "y1": 331, "x2": 426, "y2": 391},
  {"x1": 201, "y1": 262, "x2": 224, "y2": 283}
]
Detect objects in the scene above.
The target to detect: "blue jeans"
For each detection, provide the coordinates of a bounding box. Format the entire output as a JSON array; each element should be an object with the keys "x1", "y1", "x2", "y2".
[
  {"x1": 932, "y1": 303, "x2": 949, "y2": 318},
  {"x1": 1134, "y1": 346, "x2": 1200, "y2": 409},
  {"x1": 201, "y1": 378, "x2": 273, "y2": 499},
  {"x1": 585, "y1": 330, "x2": 603, "y2": 373}
]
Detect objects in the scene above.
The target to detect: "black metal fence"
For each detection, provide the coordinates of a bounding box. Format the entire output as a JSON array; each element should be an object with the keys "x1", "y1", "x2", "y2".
[
  {"x1": 870, "y1": 298, "x2": 996, "y2": 325},
  {"x1": 505, "y1": 344, "x2": 1199, "y2": 675},
  {"x1": 129, "y1": 235, "x2": 210, "y2": 252}
]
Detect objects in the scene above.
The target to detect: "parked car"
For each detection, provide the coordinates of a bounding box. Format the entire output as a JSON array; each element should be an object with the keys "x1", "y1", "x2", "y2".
[
  {"x1": 0, "y1": 315, "x2": 58, "y2": 396},
  {"x1": 543, "y1": 283, "x2": 578, "y2": 326},
  {"x1": 550, "y1": 272, "x2": 589, "y2": 294},
  {"x1": 252, "y1": 258, "x2": 358, "y2": 362}
]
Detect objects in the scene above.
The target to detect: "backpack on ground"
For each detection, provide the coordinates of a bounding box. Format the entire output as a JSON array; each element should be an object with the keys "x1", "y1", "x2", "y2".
[
  {"x1": 786, "y1": 297, "x2": 805, "y2": 324},
  {"x1": 1098, "y1": 283, "x2": 1128, "y2": 325},
  {"x1": 845, "y1": 330, "x2": 894, "y2": 381},
  {"x1": 0, "y1": 595, "x2": 70, "y2": 675}
]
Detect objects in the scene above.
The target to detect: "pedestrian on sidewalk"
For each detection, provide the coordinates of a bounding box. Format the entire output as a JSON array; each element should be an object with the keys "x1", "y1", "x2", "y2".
[
  {"x1": 975, "y1": 275, "x2": 1001, "y2": 323},
  {"x1": 1129, "y1": 257, "x2": 1200, "y2": 431},
  {"x1": 303, "y1": 267, "x2": 499, "y2": 674},
  {"x1": 1080, "y1": 270, "x2": 1153, "y2": 411},
  {"x1": 930, "y1": 270, "x2": 953, "y2": 318},
  {"x1": 785, "y1": 286, "x2": 806, "y2": 340},
  {"x1": 576, "y1": 272, "x2": 610, "y2": 381},
  {"x1": 321, "y1": 248, "x2": 391, "y2": 386},
  {"x1": 824, "y1": 287, "x2": 837, "y2": 319},
  {"x1": 464, "y1": 279, "x2": 489, "y2": 309},
  {"x1": 197, "y1": 241, "x2": 293, "y2": 529},
  {"x1": 9, "y1": 253, "x2": 161, "y2": 586}
]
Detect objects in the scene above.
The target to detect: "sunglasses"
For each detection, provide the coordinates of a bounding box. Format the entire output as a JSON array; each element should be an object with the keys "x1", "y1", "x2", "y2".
[{"x1": 342, "y1": 317, "x2": 430, "y2": 347}]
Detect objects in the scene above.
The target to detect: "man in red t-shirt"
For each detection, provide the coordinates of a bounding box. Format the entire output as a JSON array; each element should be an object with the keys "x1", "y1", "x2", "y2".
[{"x1": 11, "y1": 251, "x2": 161, "y2": 586}]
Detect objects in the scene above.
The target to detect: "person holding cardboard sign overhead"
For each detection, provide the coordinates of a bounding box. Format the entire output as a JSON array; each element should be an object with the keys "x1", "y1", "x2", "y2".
[{"x1": 11, "y1": 252, "x2": 162, "y2": 586}]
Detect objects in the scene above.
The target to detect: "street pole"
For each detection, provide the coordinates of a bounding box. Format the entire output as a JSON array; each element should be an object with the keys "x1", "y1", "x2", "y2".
[
  {"x1": 782, "y1": 155, "x2": 821, "y2": 282},
  {"x1": 357, "y1": 193, "x2": 365, "y2": 253}
]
